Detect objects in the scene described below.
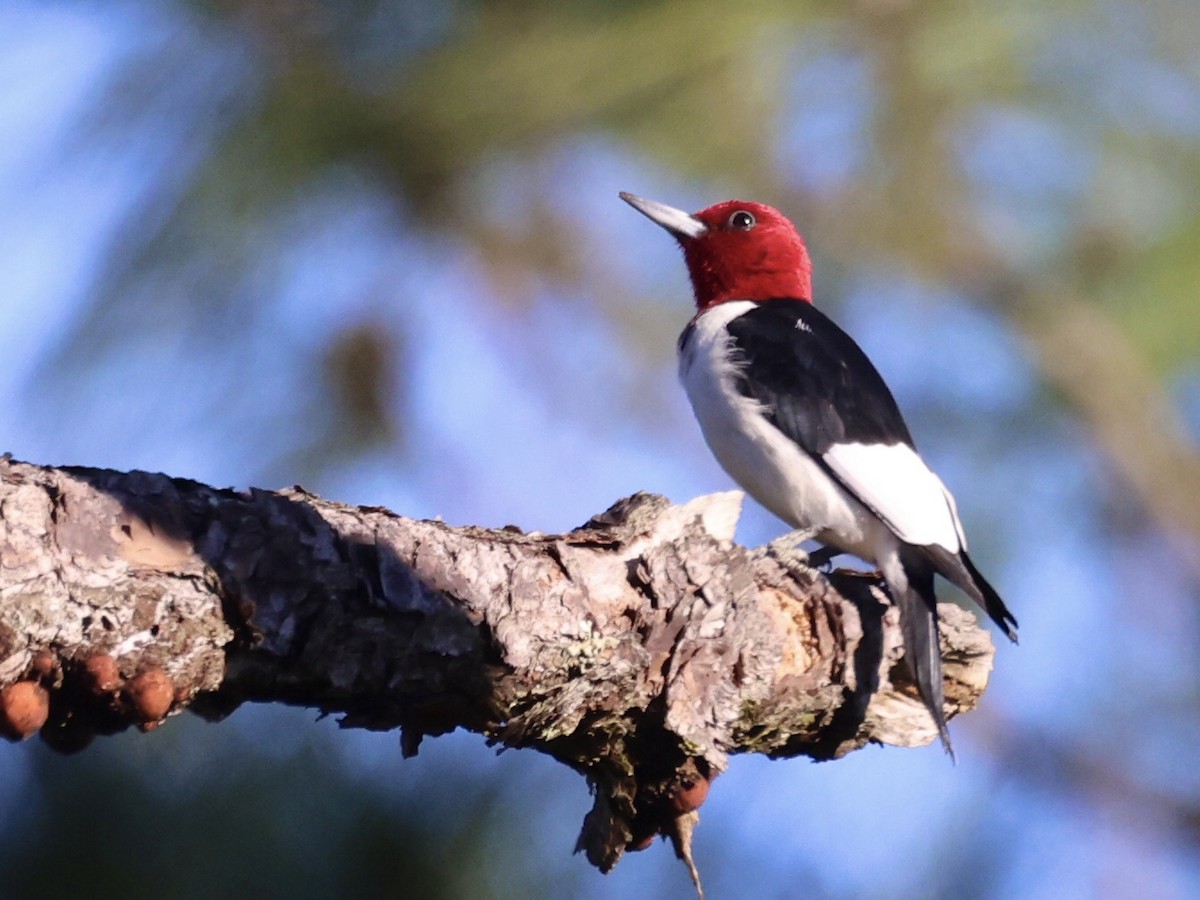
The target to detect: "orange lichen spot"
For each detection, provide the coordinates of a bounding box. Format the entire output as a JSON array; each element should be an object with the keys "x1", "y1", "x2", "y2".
[
  {"x1": 0, "y1": 681, "x2": 50, "y2": 740},
  {"x1": 669, "y1": 776, "x2": 711, "y2": 815},
  {"x1": 30, "y1": 650, "x2": 58, "y2": 683},
  {"x1": 125, "y1": 666, "x2": 173, "y2": 723},
  {"x1": 83, "y1": 654, "x2": 122, "y2": 694},
  {"x1": 628, "y1": 832, "x2": 657, "y2": 852}
]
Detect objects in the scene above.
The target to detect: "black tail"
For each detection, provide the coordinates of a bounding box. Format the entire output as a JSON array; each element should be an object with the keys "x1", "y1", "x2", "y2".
[
  {"x1": 895, "y1": 558, "x2": 954, "y2": 759},
  {"x1": 917, "y1": 544, "x2": 1018, "y2": 644},
  {"x1": 959, "y1": 551, "x2": 1018, "y2": 643}
]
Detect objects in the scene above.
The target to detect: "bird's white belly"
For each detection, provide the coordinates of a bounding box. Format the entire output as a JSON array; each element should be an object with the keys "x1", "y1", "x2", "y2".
[{"x1": 680, "y1": 306, "x2": 887, "y2": 560}]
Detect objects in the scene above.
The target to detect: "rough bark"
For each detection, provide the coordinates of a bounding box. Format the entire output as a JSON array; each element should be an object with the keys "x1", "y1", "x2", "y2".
[{"x1": 0, "y1": 456, "x2": 996, "y2": 877}]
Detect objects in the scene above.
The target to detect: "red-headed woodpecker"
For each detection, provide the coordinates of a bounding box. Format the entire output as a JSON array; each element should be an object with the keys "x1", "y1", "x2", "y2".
[{"x1": 620, "y1": 191, "x2": 1017, "y2": 755}]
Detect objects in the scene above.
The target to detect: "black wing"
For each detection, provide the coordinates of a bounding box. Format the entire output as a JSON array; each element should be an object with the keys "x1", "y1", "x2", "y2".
[
  {"x1": 727, "y1": 300, "x2": 1019, "y2": 641},
  {"x1": 724, "y1": 298, "x2": 915, "y2": 455}
]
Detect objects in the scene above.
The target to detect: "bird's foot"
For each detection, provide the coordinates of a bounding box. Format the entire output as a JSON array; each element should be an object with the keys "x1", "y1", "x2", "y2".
[
  {"x1": 763, "y1": 527, "x2": 816, "y2": 558},
  {"x1": 760, "y1": 529, "x2": 843, "y2": 576},
  {"x1": 805, "y1": 545, "x2": 843, "y2": 571},
  {"x1": 760, "y1": 528, "x2": 821, "y2": 577}
]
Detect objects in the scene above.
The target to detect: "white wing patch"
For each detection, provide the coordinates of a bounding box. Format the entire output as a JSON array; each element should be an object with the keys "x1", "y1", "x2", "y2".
[{"x1": 822, "y1": 442, "x2": 964, "y2": 551}]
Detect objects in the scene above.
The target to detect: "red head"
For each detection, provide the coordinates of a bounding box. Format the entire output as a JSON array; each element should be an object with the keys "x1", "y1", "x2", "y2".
[{"x1": 620, "y1": 193, "x2": 813, "y2": 309}]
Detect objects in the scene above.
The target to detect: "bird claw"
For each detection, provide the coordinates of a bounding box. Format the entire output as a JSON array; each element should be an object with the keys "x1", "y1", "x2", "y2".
[
  {"x1": 762, "y1": 529, "x2": 844, "y2": 575},
  {"x1": 760, "y1": 528, "x2": 829, "y2": 579},
  {"x1": 762, "y1": 527, "x2": 810, "y2": 559},
  {"x1": 805, "y1": 545, "x2": 842, "y2": 571}
]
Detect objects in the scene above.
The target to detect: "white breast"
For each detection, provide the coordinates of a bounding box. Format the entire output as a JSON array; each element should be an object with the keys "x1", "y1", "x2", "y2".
[{"x1": 678, "y1": 302, "x2": 889, "y2": 561}]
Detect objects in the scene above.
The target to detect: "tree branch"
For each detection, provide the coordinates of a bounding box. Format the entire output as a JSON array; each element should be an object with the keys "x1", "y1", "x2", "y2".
[{"x1": 0, "y1": 456, "x2": 995, "y2": 876}]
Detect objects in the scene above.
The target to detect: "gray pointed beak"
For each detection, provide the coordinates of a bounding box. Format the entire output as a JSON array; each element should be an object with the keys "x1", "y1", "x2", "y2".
[{"x1": 619, "y1": 192, "x2": 708, "y2": 239}]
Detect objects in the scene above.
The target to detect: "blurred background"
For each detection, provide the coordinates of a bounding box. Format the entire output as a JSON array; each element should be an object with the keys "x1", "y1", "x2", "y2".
[{"x1": 1, "y1": 1, "x2": 1198, "y2": 897}]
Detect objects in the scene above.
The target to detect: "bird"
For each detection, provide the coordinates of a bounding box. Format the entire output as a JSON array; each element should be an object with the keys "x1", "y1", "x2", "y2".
[{"x1": 620, "y1": 191, "x2": 1017, "y2": 755}]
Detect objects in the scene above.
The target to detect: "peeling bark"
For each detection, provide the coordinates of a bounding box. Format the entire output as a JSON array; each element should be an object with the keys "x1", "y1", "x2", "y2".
[{"x1": 0, "y1": 456, "x2": 997, "y2": 876}]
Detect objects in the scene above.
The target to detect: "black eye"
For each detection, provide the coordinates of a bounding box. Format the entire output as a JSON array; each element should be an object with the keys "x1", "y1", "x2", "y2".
[{"x1": 728, "y1": 210, "x2": 756, "y2": 230}]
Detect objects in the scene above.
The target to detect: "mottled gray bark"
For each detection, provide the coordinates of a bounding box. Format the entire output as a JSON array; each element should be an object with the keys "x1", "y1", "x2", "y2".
[{"x1": 0, "y1": 456, "x2": 996, "y2": 880}]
